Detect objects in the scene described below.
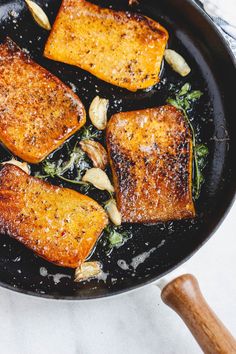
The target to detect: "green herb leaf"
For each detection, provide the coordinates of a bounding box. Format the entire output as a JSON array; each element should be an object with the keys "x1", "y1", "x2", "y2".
[
  {"x1": 36, "y1": 142, "x2": 91, "y2": 187},
  {"x1": 79, "y1": 125, "x2": 102, "y2": 141},
  {"x1": 109, "y1": 229, "x2": 124, "y2": 246},
  {"x1": 167, "y1": 83, "x2": 207, "y2": 199},
  {"x1": 184, "y1": 98, "x2": 190, "y2": 110},
  {"x1": 43, "y1": 161, "x2": 60, "y2": 177},
  {"x1": 196, "y1": 144, "x2": 209, "y2": 158},
  {"x1": 193, "y1": 144, "x2": 208, "y2": 199},
  {"x1": 104, "y1": 225, "x2": 129, "y2": 249},
  {"x1": 186, "y1": 90, "x2": 203, "y2": 101},
  {"x1": 58, "y1": 147, "x2": 87, "y2": 175},
  {"x1": 178, "y1": 83, "x2": 191, "y2": 96},
  {"x1": 34, "y1": 126, "x2": 102, "y2": 187},
  {"x1": 166, "y1": 98, "x2": 182, "y2": 110}
]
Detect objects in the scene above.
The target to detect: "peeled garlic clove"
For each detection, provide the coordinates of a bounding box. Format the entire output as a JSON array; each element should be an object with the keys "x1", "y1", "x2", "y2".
[
  {"x1": 80, "y1": 140, "x2": 108, "y2": 170},
  {"x1": 164, "y1": 49, "x2": 191, "y2": 77},
  {"x1": 89, "y1": 96, "x2": 109, "y2": 130},
  {"x1": 82, "y1": 168, "x2": 114, "y2": 193},
  {"x1": 25, "y1": 0, "x2": 51, "y2": 30},
  {"x1": 1, "y1": 159, "x2": 30, "y2": 174},
  {"x1": 105, "y1": 199, "x2": 122, "y2": 226},
  {"x1": 74, "y1": 261, "x2": 101, "y2": 282},
  {"x1": 128, "y1": 0, "x2": 139, "y2": 5}
]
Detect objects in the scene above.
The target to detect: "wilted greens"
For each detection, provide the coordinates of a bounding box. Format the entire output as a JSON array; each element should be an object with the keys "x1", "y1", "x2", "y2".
[
  {"x1": 104, "y1": 225, "x2": 130, "y2": 249},
  {"x1": 167, "y1": 83, "x2": 208, "y2": 199},
  {"x1": 34, "y1": 126, "x2": 101, "y2": 188},
  {"x1": 79, "y1": 125, "x2": 102, "y2": 141}
]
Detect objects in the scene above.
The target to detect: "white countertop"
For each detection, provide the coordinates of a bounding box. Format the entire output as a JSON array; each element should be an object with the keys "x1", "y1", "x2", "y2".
[{"x1": 0, "y1": 200, "x2": 235, "y2": 354}]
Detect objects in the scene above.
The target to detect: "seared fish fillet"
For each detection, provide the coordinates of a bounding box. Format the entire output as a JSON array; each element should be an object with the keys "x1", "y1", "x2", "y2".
[
  {"x1": 0, "y1": 38, "x2": 86, "y2": 164},
  {"x1": 44, "y1": 0, "x2": 168, "y2": 91},
  {"x1": 0, "y1": 165, "x2": 108, "y2": 268},
  {"x1": 107, "y1": 105, "x2": 195, "y2": 223}
]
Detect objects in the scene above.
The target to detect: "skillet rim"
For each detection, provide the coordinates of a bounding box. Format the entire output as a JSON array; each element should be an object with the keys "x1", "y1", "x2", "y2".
[{"x1": 0, "y1": 0, "x2": 235, "y2": 300}]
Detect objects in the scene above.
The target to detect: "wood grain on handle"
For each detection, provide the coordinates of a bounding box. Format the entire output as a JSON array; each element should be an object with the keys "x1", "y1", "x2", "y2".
[{"x1": 161, "y1": 274, "x2": 236, "y2": 354}]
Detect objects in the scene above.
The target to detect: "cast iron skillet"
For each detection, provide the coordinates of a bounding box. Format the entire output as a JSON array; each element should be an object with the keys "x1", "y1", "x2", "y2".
[{"x1": 0, "y1": 0, "x2": 235, "y2": 303}]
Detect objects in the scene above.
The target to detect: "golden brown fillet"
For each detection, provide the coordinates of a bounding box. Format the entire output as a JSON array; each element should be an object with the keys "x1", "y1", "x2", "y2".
[
  {"x1": 0, "y1": 165, "x2": 108, "y2": 268},
  {"x1": 0, "y1": 38, "x2": 86, "y2": 164},
  {"x1": 44, "y1": 0, "x2": 168, "y2": 92},
  {"x1": 106, "y1": 105, "x2": 195, "y2": 223}
]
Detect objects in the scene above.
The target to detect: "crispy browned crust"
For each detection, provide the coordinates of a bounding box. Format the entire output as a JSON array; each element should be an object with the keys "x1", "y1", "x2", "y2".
[
  {"x1": 44, "y1": 0, "x2": 168, "y2": 91},
  {"x1": 0, "y1": 165, "x2": 108, "y2": 268},
  {"x1": 106, "y1": 105, "x2": 195, "y2": 223},
  {"x1": 0, "y1": 38, "x2": 86, "y2": 164}
]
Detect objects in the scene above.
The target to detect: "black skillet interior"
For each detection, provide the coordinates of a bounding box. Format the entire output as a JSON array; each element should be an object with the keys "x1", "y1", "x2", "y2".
[{"x1": 0, "y1": 0, "x2": 235, "y2": 299}]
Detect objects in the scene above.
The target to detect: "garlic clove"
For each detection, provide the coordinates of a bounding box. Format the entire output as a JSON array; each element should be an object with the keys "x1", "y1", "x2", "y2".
[
  {"x1": 74, "y1": 261, "x2": 101, "y2": 282},
  {"x1": 105, "y1": 199, "x2": 122, "y2": 226},
  {"x1": 82, "y1": 168, "x2": 114, "y2": 193},
  {"x1": 1, "y1": 158, "x2": 30, "y2": 174},
  {"x1": 164, "y1": 49, "x2": 191, "y2": 77},
  {"x1": 25, "y1": 0, "x2": 51, "y2": 30},
  {"x1": 79, "y1": 139, "x2": 108, "y2": 170},
  {"x1": 128, "y1": 0, "x2": 139, "y2": 5},
  {"x1": 89, "y1": 96, "x2": 109, "y2": 130}
]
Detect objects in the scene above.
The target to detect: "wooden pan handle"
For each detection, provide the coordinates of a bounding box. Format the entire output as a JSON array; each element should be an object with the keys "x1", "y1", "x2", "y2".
[{"x1": 161, "y1": 274, "x2": 236, "y2": 354}]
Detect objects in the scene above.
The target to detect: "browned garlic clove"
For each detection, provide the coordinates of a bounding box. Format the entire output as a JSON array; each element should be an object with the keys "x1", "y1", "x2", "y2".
[
  {"x1": 105, "y1": 199, "x2": 122, "y2": 226},
  {"x1": 79, "y1": 139, "x2": 108, "y2": 170},
  {"x1": 128, "y1": 0, "x2": 139, "y2": 5},
  {"x1": 74, "y1": 261, "x2": 102, "y2": 282},
  {"x1": 89, "y1": 96, "x2": 109, "y2": 130},
  {"x1": 164, "y1": 49, "x2": 191, "y2": 77},
  {"x1": 1, "y1": 159, "x2": 30, "y2": 174},
  {"x1": 25, "y1": 0, "x2": 51, "y2": 30},
  {"x1": 82, "y1": 168, "x2": 114, "y2": 193}
]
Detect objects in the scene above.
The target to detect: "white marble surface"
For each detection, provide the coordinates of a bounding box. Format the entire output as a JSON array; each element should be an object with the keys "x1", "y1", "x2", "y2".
[{"x1": 0, "y1": 200, "x2": 235, "y2": 354}]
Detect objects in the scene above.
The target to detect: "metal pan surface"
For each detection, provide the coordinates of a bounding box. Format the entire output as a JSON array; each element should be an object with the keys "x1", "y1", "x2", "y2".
[{"x1": 0, "y1": 0, "x2": 235, "y2": 299}]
